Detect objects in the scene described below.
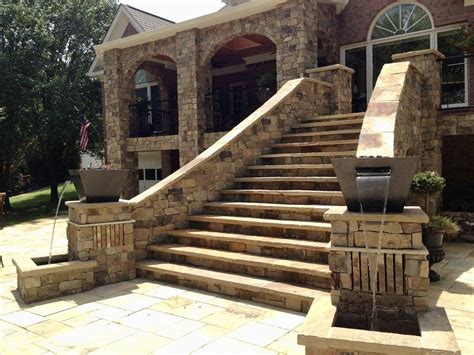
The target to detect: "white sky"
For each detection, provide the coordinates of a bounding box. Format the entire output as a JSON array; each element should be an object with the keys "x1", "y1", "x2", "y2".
[{"x1": 121, "y1": 0, "x2": 225, "y2": 22}]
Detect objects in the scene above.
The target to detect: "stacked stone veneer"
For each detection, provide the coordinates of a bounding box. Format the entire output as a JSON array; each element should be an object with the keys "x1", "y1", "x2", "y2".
[
  {"x1": 325, "y1": 206, "x2": 430, "y2": 321},
  {"x1": 67, "y1": 201, "x2": 136, "y2": 285}
]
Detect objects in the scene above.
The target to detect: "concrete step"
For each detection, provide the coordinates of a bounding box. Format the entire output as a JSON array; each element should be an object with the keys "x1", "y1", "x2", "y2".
[
  {"x1": 294, "y1": 119, "x2": 363, "y2": 129},
  {"x1": 136, "y1": 260, "x2": 328, "y2": 312},
  {"x1": 148, "y1": 244, "x2": 331, "y2": 289},
  {"x1": 301, "y1": 112, "x2": 365, "y2": 123},
  {"x1": 187, "y1": 215, "x2": 332, "y2": 232}
]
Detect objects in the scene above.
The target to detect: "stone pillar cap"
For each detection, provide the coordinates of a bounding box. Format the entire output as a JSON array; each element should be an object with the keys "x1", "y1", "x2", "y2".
[
  {"x1": 392, "y1": 49, "x2": 445, "y2": 61},
  {"x1": 307, "y1": 64, "x2": 355, "y2": 74},
  {"x1": 66, "y1": 199, "x2": 132, "y2": 209},
  {"x1": 324, "y1": 206, "x2": 429, "y2": 223}
]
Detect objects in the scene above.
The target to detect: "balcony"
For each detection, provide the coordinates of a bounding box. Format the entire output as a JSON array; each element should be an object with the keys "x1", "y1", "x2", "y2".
[
  {"x1": 205, "y1": 85, "x2": 277, "y2": 133},
  {"x1": 129, "y1": 97, "x2": 178, "y2": 138}
]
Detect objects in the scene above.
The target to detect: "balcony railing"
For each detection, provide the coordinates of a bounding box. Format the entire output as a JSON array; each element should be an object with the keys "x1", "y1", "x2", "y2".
[
  {"x1": 441, "y1": 54, "x2": 473, "y2": 109},
  {"x1": 205, "y1": 85, "x2": 277, "y2": 133},
  {"x1": 129, "y1": 96, "x2": 178, "y2": 137}
]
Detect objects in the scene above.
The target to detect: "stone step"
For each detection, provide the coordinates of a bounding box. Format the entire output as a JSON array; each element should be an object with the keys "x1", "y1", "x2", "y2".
[
  {"x1": 283, "y1": 129, "x2": 361, "y2": 139},
  {"x1": 271, "y1": 139, "x2": 359, "y2": 149},
  {"x1": 187, "y1": 215, "x2": 332, "y2": 232},
  {"x1": 294, "y1": 119, "x2": 363, "y2": 129},
  {"x1": 301, "y1": 112, "x2": 365, "y2": 123},
  {"x1": 148, "y1": 244, "x2": 331, "y2": 288},
  {"x1": 167, "y1": 229, "x2": 329, "y2": 263},
  {"x1": 247, "y1": 164, "x2": 334, "y2": 171},
  {"x1": 234, "y1": 177, "x2": 338, "y2": 183},
  {"x1": 259, "y1": 151, "x2": 356, "y2": 159},
  {"x1": 234, "y1": 176, "x2": 340, "y2": 193},
  {"x1": 136, "y1": 260, "x2": 328, "y2": 312},
  {"x1": 204, "y1": 201, "x2": 332, "y2": 213},
  {"x1": 220, "y1": 189, "x2": 342, "y2": 198}
]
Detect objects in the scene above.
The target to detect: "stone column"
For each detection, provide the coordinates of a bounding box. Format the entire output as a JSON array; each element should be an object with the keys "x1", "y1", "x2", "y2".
[
  {"x1": 103, "y1": 49, "x2": 139, "y2": 198},
  {"x1": 176, "y1": 29, "x2": 206, "y2": 165},
  {"x1": 307, "y1": 64, "x2": 354, "y2": 114},
  {"x1": 67, "y1": 201, "x2": 136, "y2": 286},
  {"x1": 325, "y1": 206, "x2": 430, "y2": 320}
]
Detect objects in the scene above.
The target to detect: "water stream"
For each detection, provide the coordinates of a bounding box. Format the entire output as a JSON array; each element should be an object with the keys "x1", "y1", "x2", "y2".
[
  {"x1": 48, "y1": 180, "x2": 71, "y2": 265},
  {"x1": 356, "y1": 170, "x2": 391, "y2": 331}
]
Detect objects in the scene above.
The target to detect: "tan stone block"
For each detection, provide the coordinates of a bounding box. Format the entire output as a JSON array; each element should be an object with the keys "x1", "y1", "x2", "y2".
[
  {"x1": 331, "y1": 233, "x2": 348, "y2": 247},
  {"x1": 412, "y1": 233, "x2": 423, "y2": 249},
  {"x1": 407, "y1": 277, "x2": 429, "y2": 291},
  {"x1": 59, "y1": 280, "x2": 82, "y2": 292},
  {"x1": 405, "y1": 260, "x2": 420, "y2": 276},
  {"x1": 331, "y1": 221, "x2": 347, "y2": 233},
  {"x1": 401, "y1": 223, "x2": 422, "y2": 233},
  {"x1": 363, "y1": 222, "x2": 403, "y2": 234},
  {"x1": 24, "y1": 277, "x2": 41, "y2": 289}
]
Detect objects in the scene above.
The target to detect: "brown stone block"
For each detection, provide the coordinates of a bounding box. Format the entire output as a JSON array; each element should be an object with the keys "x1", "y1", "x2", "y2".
[
  {"x1": 401, "y1": 223, "x2": 422, "y2": 233},
  {"x1": 407, "y1": 277, "x2": 429, "y2": 291},
  {"x1": 59, "y1": 280, "x2": 81, "y2": 292}
]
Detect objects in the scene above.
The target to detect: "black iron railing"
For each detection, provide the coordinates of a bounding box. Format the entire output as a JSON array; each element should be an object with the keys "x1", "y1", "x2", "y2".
[
  {"x1": 205, "y1": 85, "x2": 277, "y2": 133},
  {"x1": 129, "y1": 96, "x2": 178, "y2": 137},
  {"x1": 441, "y1": 54, "x2": 473, "y2": 109}
]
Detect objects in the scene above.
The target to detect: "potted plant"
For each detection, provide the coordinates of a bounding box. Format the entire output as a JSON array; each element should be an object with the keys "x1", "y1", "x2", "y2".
[
  {"x1": 411, "y1": 171, "x2": 460, "y2": 281},
  {"x1": 69, "y1": 165, "x2": 128, "y2": 203}
]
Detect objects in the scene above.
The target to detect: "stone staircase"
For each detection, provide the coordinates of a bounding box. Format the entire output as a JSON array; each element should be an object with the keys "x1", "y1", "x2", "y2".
[{"x1": 137, "y1": 112, "x2": 364, "y2": 312}]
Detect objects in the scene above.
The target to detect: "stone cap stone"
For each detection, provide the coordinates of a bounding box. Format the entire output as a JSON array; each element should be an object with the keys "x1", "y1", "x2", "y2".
[
  {"x1": 392, "y1": 49, "x2": 444, "y2": 61},
  {"x1": 307, "y1": 64, "x2": 355, "y2": 74},
  {"x1": 13, "y1": 256, "x2": 97, "y2": 277},
  {"x1": 66, "y1": 200, "x2": 132, "y2": 210},
  {"x1": 324, "y1": 206, "x2": 429, "y2": 224}
]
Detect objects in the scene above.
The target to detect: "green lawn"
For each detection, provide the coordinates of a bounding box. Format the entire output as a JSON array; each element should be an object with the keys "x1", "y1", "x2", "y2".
[{"x1": 4, "y1": 183, "x2": 78, "y2": 227}]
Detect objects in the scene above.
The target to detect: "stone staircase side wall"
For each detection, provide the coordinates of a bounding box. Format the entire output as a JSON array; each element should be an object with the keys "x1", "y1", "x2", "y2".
[{"x1": 129, "y1": 78, "x2": 332, "y2": 260}]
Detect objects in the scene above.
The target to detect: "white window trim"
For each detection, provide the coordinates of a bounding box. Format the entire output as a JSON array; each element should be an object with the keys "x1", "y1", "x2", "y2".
[{"x1": 135, "y1": 82, "x2": 159, "y2": 102}]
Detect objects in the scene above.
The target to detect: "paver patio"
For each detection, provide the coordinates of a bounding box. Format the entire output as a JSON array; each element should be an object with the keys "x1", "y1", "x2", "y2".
[{"x1": 0, "y1": 218, "x2": 473, "y2": 354}]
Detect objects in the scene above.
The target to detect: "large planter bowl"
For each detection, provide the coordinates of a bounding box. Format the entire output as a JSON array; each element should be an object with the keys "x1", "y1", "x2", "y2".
[
  {"x1": 422, "y1": 229, "x2": 445, "y2": 282},
  {"x1": 69, "y1": 169, "x2": 128, "y2": 203}
]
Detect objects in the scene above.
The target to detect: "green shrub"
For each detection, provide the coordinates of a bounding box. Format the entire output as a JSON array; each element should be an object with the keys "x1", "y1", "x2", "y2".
[
  {"x1": 411, "y1": 171, "x2": 446, "y2": 196},
  {"x1": 427, "y1": 215, "x2": 461, "y2": 238}
]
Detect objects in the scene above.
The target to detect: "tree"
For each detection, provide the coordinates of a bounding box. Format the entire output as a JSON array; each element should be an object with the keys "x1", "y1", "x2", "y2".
[{"x1": 1, "y1": 0, "x2": 117, "y2": 203}]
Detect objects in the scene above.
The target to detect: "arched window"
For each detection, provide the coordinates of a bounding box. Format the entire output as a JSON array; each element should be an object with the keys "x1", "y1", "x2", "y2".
[
  {"x1": 134, "y1": 69, "x2": 153, "y2": 86},
  {"x1": 371, "y1": 3, "x2": 433, "y2": 40}
]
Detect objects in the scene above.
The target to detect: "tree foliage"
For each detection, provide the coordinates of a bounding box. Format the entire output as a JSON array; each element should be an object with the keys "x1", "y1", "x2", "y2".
[{"x1": 0, "y1": 0, "x2": 117, "y2": 203}]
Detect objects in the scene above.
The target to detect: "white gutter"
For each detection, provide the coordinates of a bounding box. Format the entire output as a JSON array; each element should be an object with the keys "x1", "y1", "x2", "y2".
[{"x1": 95, "y1": 0, "x2": 288, "y2": 55}]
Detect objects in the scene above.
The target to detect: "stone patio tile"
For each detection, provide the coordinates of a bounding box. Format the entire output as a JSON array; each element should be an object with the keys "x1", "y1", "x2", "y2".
[
  {"x1": 266, "y1": 331, "x2": 306, "y2": 355},
  {"x1": 129, "y1": 279, "x2": 164, "y2": 294},
  {"x1": 91, "y1": 304, "x2": 133, "y2": 321},
  {"x1": 34, "y1": 337, "x2": 80, "y2": 354},
  {"x1": 0, "y1": 300, "x2": 22, "y2": 315},
  {"x1": 192, "y1": 336, "x2": 278, "y2": 354},
  {"x1": 430, "y1": 289, "x2": 473, "y2": 312},
  {"x1": 60, "y1": 291, "x2": 102, "y2": 305},
  {"x1": 442, "y1": 259, "x2": 473, "y2": 272},
  {"x1": 156, "y1": 318, "x2": 206, "y2": 340},
  {"x1": 49, "y1": 319, "x2": 137, "y2": 349},
  {"x1": 85, "y1": 281, "x2": 138, "y2": 298},
  {"x1": 150, "y1": 296, "x2": 195, "y2": 313},
  {"x1": 0, "y1": 310, "x2": 46, "y2": 327},
  {"x1": 98, "y1": 292, "x2": 161, "y2": 312},
  {"x1": 0, "y1": 319, "x2": 27, "y2": 337},
  {"x1": 452, "y1": 325, "x2": 474, "y2": 343},
  {"x1": 145, "y1": 284, "x2": 190, "y2": 299},
  {"x1": 258, "y1": 309, "x2": 306, "y2": 330},
  {"x1": 457, "y1": 339, "x2": 474, "y2": 355},
  {"x1": 118, "y1": 309, "x2": 182, "y2": 332},
  {"x1": 227, "y1": 321, "x2": 289, "y2": 347},
  {"x1": 89, "y1": 332, "x2": 171, "y2": 354},
  {"x1": 62, "y1": 312, "x2": 100, "y2": 328},
  {"x1": 0, "y1": 338, "x2": 49, "y2": 355},
  {"x1": 444, "y1": 308, "x2": 474, "y2": 329},
  {"x1": 26, "y1": 319, "x2": 72, "y2": 337},
  {"x1": 48, "y1": 302, "x2": 102, "y2": 322},
  {"x1": 153, "y1": 325, "x2": 229, "y2": 354},
  {"x1": 180, "y1": 290, "x2": 217, "y2": 303},
  {"x1": 207, "y1": 295, "x2": 238, "y2": 308},
  {"x1": 26, "y1": 299, "x2": 76, "y2": 316},
  {"x1": 154, "y1": 300, "x2": 223, "y2": 321},
  {"x1": 201, "y1": 310, "x2": 253, "y2": 330}
]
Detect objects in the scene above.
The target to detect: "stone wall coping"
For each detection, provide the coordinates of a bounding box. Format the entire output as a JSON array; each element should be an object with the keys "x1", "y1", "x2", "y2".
[
  {"x1": 298, "y1": 297, "x2": 460, "y2": 354},
  {"x1": 329, "y1": 243, "x2": 429, "y2": 256},
  {"x1": 324, "y1": 206, "x2": 429, "y2": 224},
  {"x1": 66, "y1": 200, "x2": 133, "y2": 209},
  {"x1": 68, "y1": 220, "x2": 136, "y2": 228},
  {"x1": 392, "y1": 49, "x2": 445, "y2": 61},
  {"x1": 307, "y1": 64, "x2": 355, "y2": 74},
  {"x1": 13, "y1": 257, "x2": 97, "y2": 277},
  {"x1": 130, "y1": 77, "x2": 332, "y2": 207}
]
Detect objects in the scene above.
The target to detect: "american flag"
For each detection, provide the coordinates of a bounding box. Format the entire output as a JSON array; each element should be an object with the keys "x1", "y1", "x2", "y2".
[{"x1": 80, "y1": 115, "x2": 92, "y2": 151}]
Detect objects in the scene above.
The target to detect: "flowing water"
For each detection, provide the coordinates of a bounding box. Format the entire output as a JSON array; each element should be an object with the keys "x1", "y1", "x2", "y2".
[
  {"x1": 48, "y1": 180, "x2": 71, "y2": 265},
  {"x1": 356, "y1": 171, "x2": 391, "y2": 331}
]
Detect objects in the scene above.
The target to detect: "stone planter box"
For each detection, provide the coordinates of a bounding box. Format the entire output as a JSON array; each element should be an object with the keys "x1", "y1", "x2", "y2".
[
  {"x1": 298, "y1": 297, "x2": 460, "y2": 355},
  {"x1": 13, "y1": 256, "x2": 97, "y2": 304},
  {"x1": 69, "y1": 169, "x2": 128, "y2": 203}
]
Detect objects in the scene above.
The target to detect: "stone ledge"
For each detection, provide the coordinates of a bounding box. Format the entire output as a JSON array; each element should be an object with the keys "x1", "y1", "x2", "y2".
[
  {"x1": 13, "y1": 257, "x2": 97, "y2": 277},
  {"x1": 66, "y1": 200, "x2": 132, "y2": 209},
  {"x1": 329, "y1": 243, "x2": 429, "y2": 256},
  {"x1": 324, "y1": 206, "x2": 429, "y2": 224},
  {"x1": 392, "y1": 48, "x2": 444, "y2": 61},
  {"x1": 307, "y1": 64, "x2": 355, "y2": 74},
  {"x1": 68, "y1": 220, "x2": 135, "y2": 228}
]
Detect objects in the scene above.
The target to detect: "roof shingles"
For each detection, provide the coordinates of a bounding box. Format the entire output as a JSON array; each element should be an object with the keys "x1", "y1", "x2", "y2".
[{"x1": 124, "y1": 5, "x2": 174, "y2": 32}]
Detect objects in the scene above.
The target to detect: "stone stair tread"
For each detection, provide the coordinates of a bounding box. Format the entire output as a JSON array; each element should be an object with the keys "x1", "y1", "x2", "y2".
[
  {"x1": 301, "y1": 112, "x2": 365, "y2": 122},
  {"x1": 167, "y1": 229, "x2": 329, "y2": 251},
  {"x1": 220, "y1": 189, "x2": 343, "y2": 197},
  {"x1": 294, "y1": 119, "x2": 363, "y2": 128},
  {"x1": 187, "y1": 215, "x2": 332, "y2": 231},
  {"x1": 260, "y1": 151, "x2": 356, "y2": 159},
  {"x1": 148, "y1": 244, "x2": 331, "y2": 277},
  {"x1": 234, "y1": 176, "x2": 338, "y2": 183},
  {"x1": 272, "y1": 140, "x2": 359, "y2": 148},
  {"x1": 204, "y1": 201, "x2": 333, "y2": 212},
  {"x1": 247, "y1": 164, "x2": 333, "y2": 170},
  {"x1": 136, "y1": 260, "x2": 327, "y2": 300},
  {"x1": 283, "y1": 129, "x2": 361, "y2": 138}
]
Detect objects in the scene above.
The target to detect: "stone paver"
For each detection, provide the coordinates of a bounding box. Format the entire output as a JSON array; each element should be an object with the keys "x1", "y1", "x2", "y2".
[{"x1": 0, "y1": 219, "x2": 473, "y2": 354}]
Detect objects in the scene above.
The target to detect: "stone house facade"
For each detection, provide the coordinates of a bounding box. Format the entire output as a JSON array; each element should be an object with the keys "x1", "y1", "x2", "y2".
[{"x1": 91, "y1": 0, "x2": 474, "y2": 211}]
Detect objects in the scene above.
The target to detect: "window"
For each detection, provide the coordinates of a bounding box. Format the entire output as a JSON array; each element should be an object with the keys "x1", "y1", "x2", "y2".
[{"x1": 345, "y1": 47, "x2": 367, "y2": 112}]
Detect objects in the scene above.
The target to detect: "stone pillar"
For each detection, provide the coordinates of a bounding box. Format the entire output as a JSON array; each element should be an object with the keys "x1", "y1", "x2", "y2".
[
  {"x1": 307, "y1": 64, "x2": 353, "y2": 114},
  {"x1": 176, "y1": 29, "x2": 206, "y2": 165},
  {"x1": 276, "y1": 0, "x2": 319, "y2": 85},
  {"x1": 325, "y1": 206, "x2": 430, "y2": 320},
  {"x1": 67, "y1": 201, "x2": 136, "y2": 286},
  {"x1": 103, "y1": 49, "x2": 138, "y2": 198}
]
